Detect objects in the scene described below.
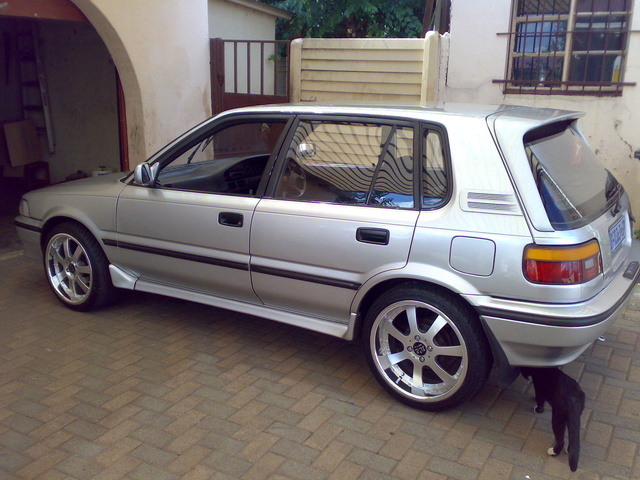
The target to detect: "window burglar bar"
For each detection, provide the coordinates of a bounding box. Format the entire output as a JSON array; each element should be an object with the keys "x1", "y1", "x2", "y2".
[
  {"x1": 494, "y1": 0, "x2": 637, "y2": 96},
  {"x1": 493, "y1": 78, "x2": 635, "y2": 95}
]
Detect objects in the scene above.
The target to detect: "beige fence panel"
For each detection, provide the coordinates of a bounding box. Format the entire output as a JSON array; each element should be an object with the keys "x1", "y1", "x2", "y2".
[{"x1": 290, "y1": 32, "x2": 441, "y2": 105}]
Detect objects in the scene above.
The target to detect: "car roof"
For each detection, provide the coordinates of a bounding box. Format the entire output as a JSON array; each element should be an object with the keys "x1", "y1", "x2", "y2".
[{"x1": 218, "y1": 103, "x2": 584, "y2": 125}]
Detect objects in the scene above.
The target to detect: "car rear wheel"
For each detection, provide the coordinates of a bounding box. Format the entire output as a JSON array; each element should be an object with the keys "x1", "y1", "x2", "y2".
[
  {"x1": 44, "y1": 222, "x2": 114, "y2": 311},
  {"x1": 363, "y1": 285, "x2": 491, "y2": 410}
]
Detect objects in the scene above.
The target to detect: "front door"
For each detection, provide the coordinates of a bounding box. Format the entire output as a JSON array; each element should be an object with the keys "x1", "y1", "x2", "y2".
[{"x1": 114, "y1": 116, "x2": 289, "y2": 303}]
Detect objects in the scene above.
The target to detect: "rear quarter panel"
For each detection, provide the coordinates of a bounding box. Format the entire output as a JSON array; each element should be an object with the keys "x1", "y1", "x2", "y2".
[{"x1": 408, "y1": 116, "x2": 534, "y2": 299}]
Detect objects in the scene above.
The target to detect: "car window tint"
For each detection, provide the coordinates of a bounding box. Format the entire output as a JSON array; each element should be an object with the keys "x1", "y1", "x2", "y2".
[
  {"x1": 158, "y1": 121, "x2": 286, "y2": 195},
  {"x1": 423, "y1": 130, "x2": 448, "y2": 207},
  {"x1": 276, "y1": 121, "x2": 414, "y2": 208},
  {"x1": 525, "y1": 124, "x2": 616, "y2": 230}
]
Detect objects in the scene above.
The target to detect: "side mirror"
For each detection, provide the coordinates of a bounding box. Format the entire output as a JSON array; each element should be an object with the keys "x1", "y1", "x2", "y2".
[
  {"x1": 297, "y1": 142, "x2": 316, "y2": 158},
  {"x1": 133, "y1": 163, "x2": 159, "y2": 187}
]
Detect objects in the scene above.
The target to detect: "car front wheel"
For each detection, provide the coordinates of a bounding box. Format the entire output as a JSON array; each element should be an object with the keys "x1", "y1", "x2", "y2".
[
  {"x1": 44, "y1": 222, "x2": 114, "y2": 311},
  {"x1": 363, "y1": 285, "x2": 491, "y2": 410}
]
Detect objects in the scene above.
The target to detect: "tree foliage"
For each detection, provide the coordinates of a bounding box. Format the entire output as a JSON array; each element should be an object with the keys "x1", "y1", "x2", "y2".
[{"x1": 264, "y1": 0, "x2": 426, "y2": 39}]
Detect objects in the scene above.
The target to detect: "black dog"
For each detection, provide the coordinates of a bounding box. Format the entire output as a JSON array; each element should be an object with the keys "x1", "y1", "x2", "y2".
[{"x1": 521, "y1": 367, "x2": 585, "y2": 472}]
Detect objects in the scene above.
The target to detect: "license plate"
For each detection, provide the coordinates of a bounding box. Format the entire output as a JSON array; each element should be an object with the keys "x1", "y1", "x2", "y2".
[{"x1": 609, "y1": 216, "x2": 626, "y2": 254}]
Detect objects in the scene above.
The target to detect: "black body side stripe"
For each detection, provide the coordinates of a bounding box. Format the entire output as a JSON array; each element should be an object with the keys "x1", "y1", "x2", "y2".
[
  {"x1": 477, "y1": 306, "x2": 605, "y2": 328},
  {"x1": 251, "y1": 265, "x2": 361, "y2": 290},
  {"x1": 103, "y1": 240, "x2": 361, "y2": 290},
  {"x1": 14, "y1": 220, "x2": 41, "y2": 233},
  {"x1": 111, "y1": 241, "x2": 249, "y2": 271},
  {"x1": 478, "y1": 262, "x2": 640, "y2": 327}
]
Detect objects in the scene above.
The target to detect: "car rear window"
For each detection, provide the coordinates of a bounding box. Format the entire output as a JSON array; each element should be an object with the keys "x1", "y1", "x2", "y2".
[{"x1": 524, "y1": 122, "x2": 622, "y2": 230}]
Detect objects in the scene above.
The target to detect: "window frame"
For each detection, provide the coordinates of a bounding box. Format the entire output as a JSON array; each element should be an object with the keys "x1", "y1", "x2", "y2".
[
  {"x1": 495, "y1": 0, "x2": 636, "y2": 96},
  {"x1": 268, "y1": 115, "x2": 425, "y2": 210},
  {"x1": 136, "y1": 113, "x2": 293, "y2": 196},
  {"x1": 420, "y1": 123, "x2": 453, "y2": 210},
  {"x1": 266, "y1": 115, "x2": 454, "y2": 212}
]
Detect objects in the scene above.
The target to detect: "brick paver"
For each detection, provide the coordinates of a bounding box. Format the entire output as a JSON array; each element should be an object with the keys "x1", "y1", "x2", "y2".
[{"x1": 0, "y1": 254, "x2": 639, "y2": 479}]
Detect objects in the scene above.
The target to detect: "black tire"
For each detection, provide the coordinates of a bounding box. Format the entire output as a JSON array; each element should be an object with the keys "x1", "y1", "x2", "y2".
[
  {"x1": 43, "y1": 222, "x2": 114, "y2": 311},
  {"x1": 363, "y1": 284, "x2": 491, "y2": 410}
]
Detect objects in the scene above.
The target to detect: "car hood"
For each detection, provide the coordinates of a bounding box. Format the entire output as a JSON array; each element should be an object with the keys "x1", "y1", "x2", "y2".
[
  {"x1": 21, "y1": 172, "x2": 130, "y2": 225},
  {"x1": 26, "y1": 172, "x2": 130, "y2": 197}
]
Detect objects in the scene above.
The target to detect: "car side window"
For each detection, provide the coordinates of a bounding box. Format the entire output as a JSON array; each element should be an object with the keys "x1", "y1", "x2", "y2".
[
  {"x1": 422, "y1": 129, "x2": 448, "y2": 208},
  {"x1": 157, "y1": 120, "x2": 287, "y2": 195},
  {"x1": 275, "y1": 120, "x2": 415, "y2": 208}
]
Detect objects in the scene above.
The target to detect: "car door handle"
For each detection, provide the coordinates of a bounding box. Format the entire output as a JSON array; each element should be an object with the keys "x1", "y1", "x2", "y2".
[
  {"x1": 356, "y1": 227, "x2": 390, "y2": 245},
  {"x1": 218, "y1": 212, "x2": 244, "y2": 228}
]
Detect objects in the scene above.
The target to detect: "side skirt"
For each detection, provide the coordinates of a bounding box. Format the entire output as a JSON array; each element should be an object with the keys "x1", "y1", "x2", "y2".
[{"x1": 108, "y1": 264, "x2": 351, "y2": 340}]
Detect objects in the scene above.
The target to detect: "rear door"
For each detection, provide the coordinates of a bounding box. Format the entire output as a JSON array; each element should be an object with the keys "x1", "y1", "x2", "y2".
[{"x1": 250, "y1": 117, "x2": 420, "y2": 323}]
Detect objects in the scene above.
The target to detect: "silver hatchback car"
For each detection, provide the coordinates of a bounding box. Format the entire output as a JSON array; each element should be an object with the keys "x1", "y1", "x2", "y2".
[{"x1": 15, "y1": 104, "x2": 640, "y2": 410}]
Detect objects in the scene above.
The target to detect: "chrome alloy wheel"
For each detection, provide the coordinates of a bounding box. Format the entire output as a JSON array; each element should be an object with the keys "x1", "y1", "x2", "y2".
[
  {"x1": 45, "y1": 233, "x2": 94, "y2": 305},
  {"x1": 370, "y1": 300, "x2": 468, "y2": 402}
]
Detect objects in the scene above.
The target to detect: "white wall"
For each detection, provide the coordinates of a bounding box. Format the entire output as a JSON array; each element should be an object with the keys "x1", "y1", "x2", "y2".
[
  {"x1": 208, "y1": 0, "x2": 276, "y2": 40},
  {"x1": 444, "y1": 0, "x2": 640, "y2": 216},
  {"x1": 73, "y1": 0, "x2": 212, "y2": 164}
]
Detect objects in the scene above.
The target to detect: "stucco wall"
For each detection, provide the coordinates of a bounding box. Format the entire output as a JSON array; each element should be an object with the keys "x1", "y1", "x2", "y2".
[
  {"x1": 444, "y1": 0, "x2": 640, "y2": 217},
  {"x1": 208, "y1": 0, "x2": 275, "y2": 40},
  {"x1": 71, "y1": 0, "x2": 212, "y2": 165}
]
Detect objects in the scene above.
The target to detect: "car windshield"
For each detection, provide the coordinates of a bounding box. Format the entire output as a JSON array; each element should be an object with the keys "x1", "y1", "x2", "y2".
[{"x1": 525, "y1": 123, "x2": 622, "y2": 230}]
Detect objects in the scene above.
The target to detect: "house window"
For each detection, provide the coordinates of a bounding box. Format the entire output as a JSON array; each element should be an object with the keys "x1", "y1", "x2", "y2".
[{"x1": 496, "y1": 0, "x2": 635, "y2": 95}]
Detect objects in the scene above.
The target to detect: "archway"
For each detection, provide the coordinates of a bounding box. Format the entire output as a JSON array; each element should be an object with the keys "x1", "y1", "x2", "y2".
[
  {"x1": 69, "y1": 0, "x2": 145, "y2": 169},
  {"x1": 0, "y1": 0, "x2": 142, "y2": 174},
  {"x1": 0, "y1": 1, "x2": 136, "y2": 256}
]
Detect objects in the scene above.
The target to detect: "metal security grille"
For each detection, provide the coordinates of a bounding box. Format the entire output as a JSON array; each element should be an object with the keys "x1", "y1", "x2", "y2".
[
  {"x1": 494, "y1": 0, "x2": 636, "y2": 95},
  {"x1": 210, "y1": 38, "x2": 290, "y2": 114}
]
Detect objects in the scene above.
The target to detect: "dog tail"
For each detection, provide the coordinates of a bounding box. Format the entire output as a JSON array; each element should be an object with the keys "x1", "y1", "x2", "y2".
[{"x1": 567, "y1": 407, "x2": 581, "y2": 471}]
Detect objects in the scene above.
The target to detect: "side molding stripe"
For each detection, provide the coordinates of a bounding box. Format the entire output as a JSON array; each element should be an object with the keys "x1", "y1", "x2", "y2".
[
  {"x1": 109, "y1": 240, "x2": 249, "y2": 271},
  {"x1": 104, "y1": 240, "x2": 362, "y2": 290},
  {"x1": 479, "y1": 263, "x2": 640, "y2": 327},
  {"x1": 14, "y1": 220, "x2": 41, "y2": 233},
  {"x1": 251, "y1": 265, "x2": 361, "y2": 290}
]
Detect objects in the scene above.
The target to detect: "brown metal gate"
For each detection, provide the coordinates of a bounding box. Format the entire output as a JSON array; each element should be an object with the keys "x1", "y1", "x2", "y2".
[{"x1": 211, "y1": 38, "x2": 290, "y2": 115}]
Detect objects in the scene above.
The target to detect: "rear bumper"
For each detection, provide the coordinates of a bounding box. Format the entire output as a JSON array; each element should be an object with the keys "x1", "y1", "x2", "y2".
[{"x1": 470, "y1": 240, "x2": 640, "y2": 367}]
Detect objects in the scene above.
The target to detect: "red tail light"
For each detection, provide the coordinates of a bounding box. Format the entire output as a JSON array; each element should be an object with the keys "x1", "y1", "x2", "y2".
[{"x1": 523, "y1": 240, "x2": 602, "y2": 285}]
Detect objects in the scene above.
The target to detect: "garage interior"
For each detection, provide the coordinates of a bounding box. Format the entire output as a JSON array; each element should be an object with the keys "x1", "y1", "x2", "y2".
[{"x1": 0, "y1": 9, "x2": 122, "y2": 256}]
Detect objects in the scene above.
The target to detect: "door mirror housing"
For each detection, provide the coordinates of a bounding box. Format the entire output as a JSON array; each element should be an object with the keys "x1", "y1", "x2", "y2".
[
  {"x1": 297, "y1": 142, "x2": 316, "y2": 158},
  {"x1": 133, "y1": 163, "x2": 159, "y2": 187}
]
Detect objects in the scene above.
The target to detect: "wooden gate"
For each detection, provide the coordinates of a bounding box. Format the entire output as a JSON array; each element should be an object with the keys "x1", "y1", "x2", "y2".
[{"x1": 211, "y1": 38, "x2": 290, "y2": 115}]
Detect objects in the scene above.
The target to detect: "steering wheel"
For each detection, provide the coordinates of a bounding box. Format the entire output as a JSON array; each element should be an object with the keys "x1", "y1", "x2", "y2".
[{"x1": 281, "y1": 159, "x2": 307, "y2": 198}]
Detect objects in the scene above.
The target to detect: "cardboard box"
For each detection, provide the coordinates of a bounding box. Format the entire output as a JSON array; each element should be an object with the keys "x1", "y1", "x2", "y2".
[{"x1": 0, "y1": 120, "x2": 42, "y2": 168}]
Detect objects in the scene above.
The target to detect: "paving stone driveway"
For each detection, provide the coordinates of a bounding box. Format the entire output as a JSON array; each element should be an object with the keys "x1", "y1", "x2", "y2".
[{"x1": 0, "y1": 254, "x2": 638, "y2": 480}]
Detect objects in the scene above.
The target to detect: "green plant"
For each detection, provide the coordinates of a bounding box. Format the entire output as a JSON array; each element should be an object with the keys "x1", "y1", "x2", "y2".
[{"x1": 264, "y1": 0, "x2": 425, "y2": 40}]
